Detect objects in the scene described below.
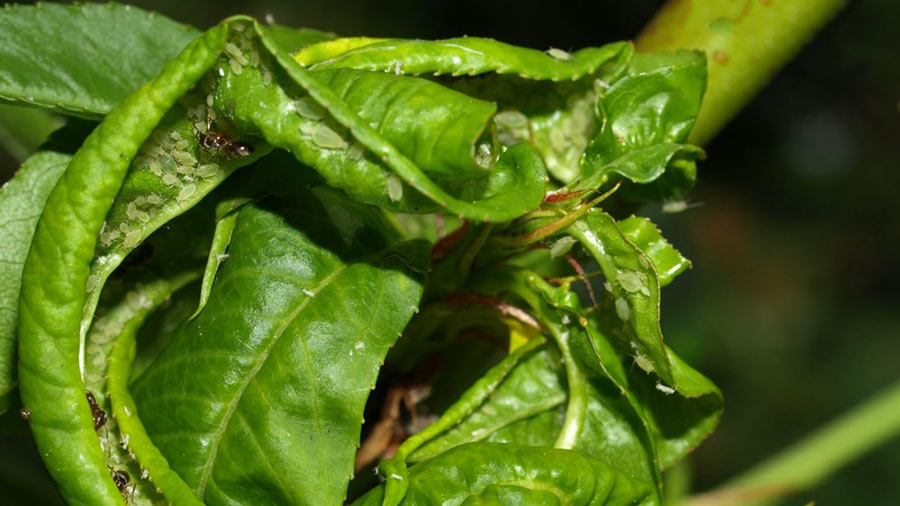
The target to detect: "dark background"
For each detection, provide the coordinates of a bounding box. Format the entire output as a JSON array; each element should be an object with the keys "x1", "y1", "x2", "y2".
[{"x1": 1, "y1": 1, "x2": 898, "y2": 504}]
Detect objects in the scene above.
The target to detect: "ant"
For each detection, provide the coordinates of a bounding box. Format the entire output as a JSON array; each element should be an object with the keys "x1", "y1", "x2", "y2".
[
  {"x1": 109, "y1": 466, "x2": 136, "y2": 502},
  {"x1": 196, "y1": 110, "x2": 253, "y2": 158},
  {"x1": 85, "y1": 390, "x2": 107, "y2": 431}
]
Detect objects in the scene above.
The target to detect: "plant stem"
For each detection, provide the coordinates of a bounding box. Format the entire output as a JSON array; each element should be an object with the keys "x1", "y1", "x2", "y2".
[
  {"x1": 686, "y1": 379, "x2": 900, "y2": 506},
  {"x1": 637, "y1": 0, "x2": 849, "y2": 146}
]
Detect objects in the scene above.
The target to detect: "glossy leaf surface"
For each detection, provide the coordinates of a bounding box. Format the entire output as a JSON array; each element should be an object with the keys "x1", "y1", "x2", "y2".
[
  {"x1": 574, "y1": 51, "x2": 706, "y2": 195},
  {"x1": 354, "y1": 443, "x2": 650, "y2": 506},
  {"x1": 0, "y1": 151, "x2": 68, "y2": 414},
  {"x1": 618, "y1": 216, "x2": 691, "y2": 287},
  {"x1": 131, "y1": 189, "x2": 427, "y2": 506},
  {"x1": 0, "y1": 3, "x2": 200, "y2": 117}
]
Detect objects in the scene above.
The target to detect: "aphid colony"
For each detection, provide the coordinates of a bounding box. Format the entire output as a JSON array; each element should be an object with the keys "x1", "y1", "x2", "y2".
[
  {"x1": 97, "y1": 123, "x2": 226, "y2": 251},
  {"x1": 86, "y1": 390, "x2": 138, "y2": 501},
  {"x1": 220, "y1": 23, "x2": 271, "y2": 86},
  {"x1": 97, "y1": 32, "x2": 269, "y2": 253}
]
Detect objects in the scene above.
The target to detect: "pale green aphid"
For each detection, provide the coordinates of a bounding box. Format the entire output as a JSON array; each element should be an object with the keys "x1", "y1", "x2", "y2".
[
  {"x1": 172, "y1": 150, "x2": 196, "y2": 166},
  {"x1": 387, "y1": 173, "x2": 403, "y2": 202},
  {"x1": 617, "y1": 270, "x2": 650, "y2": 296},
  {"x1": 495, "y1": 110, "x2": 530, "y2": 145},
  {"x1": 634, "y1": 353, "x2": 655, "y2": 374},
  {"x1": 224, "y1": 42, "x2": 249, "y2": 65},
  {"x1": 550, "y1": 128, "x2": 567, "y2": 153},
  {"x1": 312, "y1": 123, "x2": 348, "y2": 149},
  {"x1": 195, "y1": 163, "x2": 219, "y2": 178},
  {"x1": 546, "y1": 47, "x2": 572, "y2": 61},
  {"x1": 614, "y1": 297, "x2": 630, "y2": 321},
  {"x1": 550, "y1": 236, "x2": 578, "y2": 259},
  {"x1": 348, "y1": 142, "x2": 365, "y2": 160},
  {"x1": 161, "y1": 173, "x2": 179, "y2": 186},
  {"x1": 494, "y1": 110, "x2": 529, "y2": 130},
  {"x1": 175, "y1": 183, "x2": 197, "y2": 203},
  {"x1": 122, "y1": 229, "x2": 142, "y2": 249},
  {"x1": 295, "y1": 96, "x2": 326, "y2": 120}
]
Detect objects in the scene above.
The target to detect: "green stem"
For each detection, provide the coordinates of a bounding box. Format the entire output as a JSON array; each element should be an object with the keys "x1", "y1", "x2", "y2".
[
  {"x1": 637, "y1": 0, "x2": 849, "y2": 146},
  {"x1": 687, "y1": 379, "x2": 900, "y2": 506}
]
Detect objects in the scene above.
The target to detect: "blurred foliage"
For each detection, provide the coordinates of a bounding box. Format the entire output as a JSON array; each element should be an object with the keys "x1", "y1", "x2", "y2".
[{"x1": 0, "y1": 0, "x2": 897, "y2": 504}]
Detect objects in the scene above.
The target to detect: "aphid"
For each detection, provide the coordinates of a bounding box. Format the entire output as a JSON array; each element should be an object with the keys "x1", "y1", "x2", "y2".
[
  {"x1": 494, "y1": 110, "x2": 529, "y2": 130},
  {"x1": 171, "y1": 150, "x2": 196, "y2": 166},
  {"x1": 122, "y1": 229, "x2": 142, "y2": 249},
  {"x1": 176, "y1": 183, "x2": 197, "y2": 204},
  {"x1": 655, "y1": 382, "x2": 676, "y2": 395},
  {"x1": 546, "y1": 47, "x2": 572, "y2": 61},
  {"x1": 109, "y1": 467, "x2": 136, "y2": 501},
  {"x1": 176, "y1": 164, "x2": 195, "y2": 176},
  {"x1": 633, "y1": 353, "x2": 655, "y2": 374},
  {"x1": 549, "y1": 236, "x2": 577, "y2": 259},
  {"x1": 311, "y1": 124, "x2": 348, "y2": 150},
  {"x1": 617, "y1": 270, "x2": 649, "y2": 296},
  {"x1": 549, "y1": 128, "x2": 567, "y2": 153},
  {"x1": 125, "y1": 202, "x2": 139, "y2": 221},
  {"x1": 85, "y1": 391, "x2": 107, "y2": 431},
  {"x1": 348, "y1": 142, "x2": 366, "y2": 161},
  {"x1": 387, "y1": 174, "x2": 403, "y2": 202},
  {"x1": 147, "y1": 159, "x2": 163, "y2": 177},
  {"x1": 100, "y1": 229, "x2": 121, "y2": 247},
  {"x1": 662, "y1": 199, "x2": 703, "y2": 214},
  {"x1": 145, "y1": 194, "x2": 164, "y2": 206},
  {"x1": 224, "y1": 42, "x2": 249, "y2": 65},
  {"x1": 614, "y1": 297, "x2": 630, "y2": 321},
  {"x1": 294, "y1": 97, "x2": 325, "y2": 120},
  {"x1": 19, "y1": 407, "x2": 30, "y2": 420},
  {"x1": 229, "y1": 58, "x2": 244, "y2": 75},
  {"x1": 161, "y1": 173, "x2": 179, "y2": 187},
  {"x1": 195, "y1": 163, "x2": 220, "y2": 179}
]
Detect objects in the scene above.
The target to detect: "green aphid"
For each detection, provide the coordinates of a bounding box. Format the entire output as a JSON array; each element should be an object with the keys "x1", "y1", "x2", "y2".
[{"x1": 311, "y1": 124, "x2": 348, "y2": 150}]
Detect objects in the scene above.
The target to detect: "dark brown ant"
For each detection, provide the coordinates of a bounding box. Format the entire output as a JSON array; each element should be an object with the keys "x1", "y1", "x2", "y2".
[
  {"x1": 196, "y1": 112, "x2": 253, "y2": 158},
  {"x1": 109, "y1": 466, "x2": 136, "y2": 501},
  {"x1": 85, "y1": 390, "x2": 107, "y2": 431}
]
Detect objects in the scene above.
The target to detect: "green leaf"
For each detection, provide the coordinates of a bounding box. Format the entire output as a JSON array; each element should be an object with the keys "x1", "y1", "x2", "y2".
[
  {"x1": 354, "y1": 443, "x2": 651, "y2": 506},
  {"x1": 262, "y1": 25, "x2": 337, "y2": 54},
  {"x1": 82, "y1": 267, "x2": 202, "y2": 506},
  {"x1": 130, "y1": 188, "x2": 427, "y2": 506},
  {"x1": 104, "y1": 272, "x2": 205, "y2": 506},
  {"x1": 300, "y1": 37, "x2": 629, "y2": 82},
  {"x1": 0, "y1": 151, "x2": 69, "y2": 415},
  {"x1": 16, "y1": 25, "x2": 228, "y2": 506},
  {"x1": 626, "y1": 346, "x2": 722, "y2": 470},
  {"x1": 0, "y1": 104, "x2": 62, "y2": 161},
  {"x1": 256, "y1": 22, "x2": 548, "y2": 222},
  {"x1": 618, "y1": 216, "x2": 691, "y2": 287},
  {"x1": 409, "y1": 343, "x2": 567, "y2": 463},
  {"x1": 412, "y1": 270, "x2": 663, "y2": 503},
  {"x1": 0, "y1": 3, "x2": 200, "y2": 117},
  {"x1": 574, "y1": 51, "x2": 706, "y2": 195},
  {"x1": 570, "y1": 210, "x2": 674, "y2": 385}
]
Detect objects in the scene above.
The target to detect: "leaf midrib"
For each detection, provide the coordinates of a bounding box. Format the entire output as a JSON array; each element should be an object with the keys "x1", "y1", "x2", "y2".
[
  {"x1": 193, "y1": 243, "x2": 398, "y2": 499},
  {"x1": 193, "y1": 263, "x2": 346, "y2": 497}
]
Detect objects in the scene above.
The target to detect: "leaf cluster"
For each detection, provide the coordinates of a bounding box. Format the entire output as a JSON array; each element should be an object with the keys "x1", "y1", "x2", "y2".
[{"x1": 0, "y1": 4, "x2": 720, "y2": 505}]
